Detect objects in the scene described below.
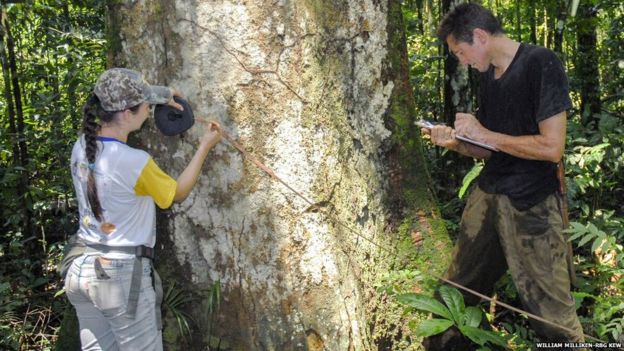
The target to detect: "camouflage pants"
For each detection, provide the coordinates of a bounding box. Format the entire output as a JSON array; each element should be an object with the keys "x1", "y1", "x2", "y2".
[{"x1": 442, "y1": 186, "x2": 584, "y2": 343}]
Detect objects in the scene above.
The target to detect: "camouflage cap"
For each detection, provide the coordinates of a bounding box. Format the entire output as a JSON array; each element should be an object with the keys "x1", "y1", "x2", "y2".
[{"x1": 94, "y1": 68, "x2": 172, "y2": 112}]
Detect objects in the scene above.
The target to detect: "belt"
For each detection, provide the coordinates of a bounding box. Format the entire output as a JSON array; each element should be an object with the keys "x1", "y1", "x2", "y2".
[{"x1": 85, "y1": 242, "x2": 155, "y2": 259}]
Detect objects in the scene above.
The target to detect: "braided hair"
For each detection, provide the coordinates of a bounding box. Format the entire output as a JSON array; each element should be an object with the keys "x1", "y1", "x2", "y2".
[
  {"x1": 81, "y1": 94, "x2": 115, "y2": 222},
  {"x1": 81, "y1": 94, "x2": 144, "y2": 222}
]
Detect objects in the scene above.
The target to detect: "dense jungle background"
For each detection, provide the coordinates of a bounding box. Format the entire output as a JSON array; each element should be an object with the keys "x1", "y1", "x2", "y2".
[{"x1": 0, "y1": 0, "x2": 622, "y2": 350}]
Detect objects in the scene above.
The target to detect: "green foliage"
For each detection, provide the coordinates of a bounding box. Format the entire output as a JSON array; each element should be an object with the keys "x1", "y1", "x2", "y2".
[
  {"x1": 200, "y1": 280, "x2": 224, "y2": 350},
  {"x1": 567, "y1": 221, "x2": 622, "y2": 257},
  {"x1": 397, "y1": 285, "x2": 508, "y2": 348},
  {"x1": 498, "y1": 321, "x2": 535, "y2": 350},
  {"x1": 0, "y1": 1, "x2": 106, "y2": 349},
  {"x1": 438, "y1": 284, "x2": 465, "y2": 325},
  {"x1": 458, "y1": 162, "x2": 483, "y2": 199},
  {"x1": 593, "y1": 298, "x2": 624, "y2": 341},
  {"x1": 564, "y1": 111, "x2": 624, "y2": 344},
  {"x1": 414, "y1": 319, "x2": 454, "y2": 337},
  {"x1": 402, "y1": 1, "x2": 443, "y2": 122},
  {"x1": 374, "y1": 268, "x2": 436, "y2": 298},
  {"x1": 161, "y1": 280, "x2": 224, "y2": 350},
  {"x1": 396, "y1": 292, "x2": 453, "y2": 322},
  {"x1": 163, "y1": 281, "x2": 194, "y2": 343}
]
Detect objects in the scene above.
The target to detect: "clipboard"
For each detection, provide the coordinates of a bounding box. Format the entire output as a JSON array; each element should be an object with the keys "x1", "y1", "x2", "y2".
[{"x1": 416, "y1": 119, "x2": 499, "y2": 152}]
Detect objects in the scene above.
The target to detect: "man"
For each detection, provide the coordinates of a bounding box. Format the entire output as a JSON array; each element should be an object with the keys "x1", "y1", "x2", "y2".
[{"x1": 421, "y1": 3, "x2": 584, "y2": 348}]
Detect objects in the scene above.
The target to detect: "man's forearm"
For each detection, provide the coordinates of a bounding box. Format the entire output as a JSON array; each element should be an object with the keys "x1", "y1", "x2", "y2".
[
  {"x1": 483, "y1": 132, "x2": 563, "y2": 162},
  {"x1": 450, "y1": 141, "x2": 492, "y2": 159},
  {"x1": 457, "y1": 112, "x2": 566, "y2": 163}
]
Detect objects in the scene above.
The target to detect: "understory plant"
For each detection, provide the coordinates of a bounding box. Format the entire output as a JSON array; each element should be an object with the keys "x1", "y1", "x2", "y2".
[{"x1": 397, "y1": 285, "x2": 509, "y2": 350}]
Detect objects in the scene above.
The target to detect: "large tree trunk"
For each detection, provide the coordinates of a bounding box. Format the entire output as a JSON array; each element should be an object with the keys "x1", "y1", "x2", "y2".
[{"x1": 107, "y1": 0, "x2": 447, "y2": 349}]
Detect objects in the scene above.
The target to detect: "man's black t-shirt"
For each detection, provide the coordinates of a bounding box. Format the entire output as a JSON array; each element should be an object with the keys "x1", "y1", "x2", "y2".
[{"x1": 477, "y1": 43, "x2": 572, "y2": 210}]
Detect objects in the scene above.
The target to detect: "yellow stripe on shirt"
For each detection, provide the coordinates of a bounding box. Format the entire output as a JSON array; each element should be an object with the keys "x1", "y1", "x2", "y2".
[{"x1": 134, "y1": 158, "x2": 177, "y2": 209}]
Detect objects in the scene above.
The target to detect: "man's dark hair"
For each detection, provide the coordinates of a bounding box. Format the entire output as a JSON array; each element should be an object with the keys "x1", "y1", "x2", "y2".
[{"x1": 437, "y1": 3, "x2": 504, "y2": 44}]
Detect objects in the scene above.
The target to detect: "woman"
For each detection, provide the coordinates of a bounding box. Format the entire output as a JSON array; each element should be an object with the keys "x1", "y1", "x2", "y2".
[{"x1": 64, "y1": 68, "x2": 221, "y2": 350}]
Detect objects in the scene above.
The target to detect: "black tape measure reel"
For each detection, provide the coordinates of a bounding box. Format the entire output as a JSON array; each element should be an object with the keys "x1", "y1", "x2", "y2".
[{"x1": 154, "y1": 96, "x2": 195, "y2": 136}]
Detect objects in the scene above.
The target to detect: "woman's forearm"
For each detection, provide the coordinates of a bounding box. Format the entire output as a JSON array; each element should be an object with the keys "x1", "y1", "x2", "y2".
[{"x1": 173, "y1": 140, "x2": 216, "y2": 203}]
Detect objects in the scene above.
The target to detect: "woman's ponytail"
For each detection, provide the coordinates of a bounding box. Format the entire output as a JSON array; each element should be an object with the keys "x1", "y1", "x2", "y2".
[{"x1": 82, "y1": 94, "x2": 104, "y2": 222}]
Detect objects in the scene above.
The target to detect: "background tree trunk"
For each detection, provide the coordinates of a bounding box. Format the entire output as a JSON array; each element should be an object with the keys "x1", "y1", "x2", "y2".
[
  {"x1": 529, "y1": 0, "x2": 536, "y2": 44},
  {"x1": 440, "y1": 0, "x2": 471, "y2": 124},
  {"x1": 574, "y1": 1, "x2": 602, "y2": 127},
  {"x1": 437, "y1": 0, "x2": 474, "y2": 208},
  {"x1": 553, "y1": 1, "x2": 567, "y2": 55},
  {"x1": 108, "y1": 0, "x2": 447, "y2": 349}
]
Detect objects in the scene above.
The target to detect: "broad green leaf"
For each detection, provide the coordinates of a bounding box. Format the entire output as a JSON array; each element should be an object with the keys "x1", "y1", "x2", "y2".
[
  {"x1": 439, "y1": 285, "x2": 465, "y2": 324},
  {"x1": 567, "y1": 230, "x2": 586, "y2": 242},
  {"x1": 396, "y1": 293, "x2": 453, "y2": 320},
  {"x1": 587, "y1": 222, "x2": 601, "y2": 235},
  {"x1": 569, "y1": 222, "x2": 586, "y2": 232},
  {"x1": 577, "y1": 233, "x2": 596, "y2": 247},
  {"x1": 458, "y1": 163, "x2": 483, "y2": 199},
  {"x1": 591, "y1": 237, "x2": 606, "y2": 253},
  {"x1": 566, "y1": 222, "x2": 587, "y2": 241},
  {"x1": 463, "y1": 306, "x2": 483, "y2": 328},
  {"x1": 415, "y1": 318, "x2": 454, "y2": 337},
  {"x1": 459, "y1": 326, "x2": 508, "y2": 348}
]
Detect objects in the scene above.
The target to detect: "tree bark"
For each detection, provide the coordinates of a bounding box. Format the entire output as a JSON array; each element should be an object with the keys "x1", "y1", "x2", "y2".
[
  {"x1": 438, "y1": 0, "x2": 474, "y2": 198},
  {"x1": 553, "y1": 1, "x2": 567, "y2": 55},
  {"x1": 107, "y1": 0, "x2": 447, "y2": 349},
  {"x1": 440, "y1": 0, "x2": 471, "y2": 125},
  {"x1": 574, "y1": 1, "x2": 602, "y2": 127}
]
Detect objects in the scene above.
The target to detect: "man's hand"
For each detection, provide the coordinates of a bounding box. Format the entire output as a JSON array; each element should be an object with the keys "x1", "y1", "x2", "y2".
[
  {"x1": 420, "y1": 119, "x2": 492, "y2": 160},
  {"x1": 421, "y1": 125, "x2": 460, "y2": 149},
  {"x1": 455, "y1": 113, "x2": 488, "y2": 141}
]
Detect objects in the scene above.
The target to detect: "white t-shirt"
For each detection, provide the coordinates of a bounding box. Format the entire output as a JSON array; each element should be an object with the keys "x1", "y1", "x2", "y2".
[{"x1": 71, "y1": 136, "x2": 177, "y2": 251}]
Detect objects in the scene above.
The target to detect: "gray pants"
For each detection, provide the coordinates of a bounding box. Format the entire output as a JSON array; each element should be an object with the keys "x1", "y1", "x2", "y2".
[
  {"x1": 65, "y1": 255, "x2": 163, "y2": 351},
  {"x1": 443, "y1": 186, "x2": 584, "y2": 342}
]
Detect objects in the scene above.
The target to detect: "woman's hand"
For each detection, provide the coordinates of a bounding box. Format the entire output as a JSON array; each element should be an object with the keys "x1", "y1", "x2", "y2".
[
  {"x1": 167, "y1": 88, "x2": 185, "y2": 111},
  {"x1": 200, "y1": 120, "x2": 222, "y2": 148},
  {"x1": 173, "y1": 120, "x2": 222, "y2": 203}
]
